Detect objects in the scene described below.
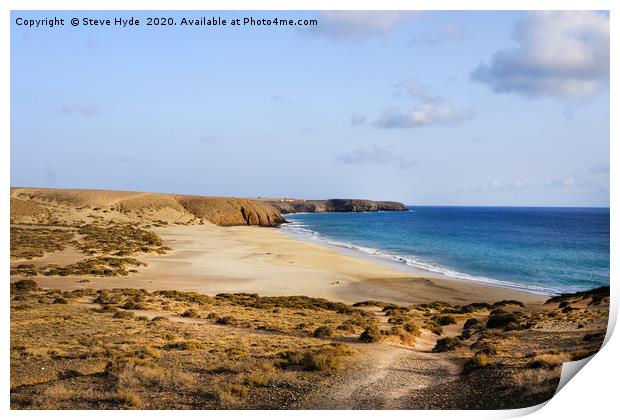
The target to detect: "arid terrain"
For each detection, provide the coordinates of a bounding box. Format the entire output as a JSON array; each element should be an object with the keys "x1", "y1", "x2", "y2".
[{"x1": 10, "y1": 188, "x2": 609, "y2": 409}]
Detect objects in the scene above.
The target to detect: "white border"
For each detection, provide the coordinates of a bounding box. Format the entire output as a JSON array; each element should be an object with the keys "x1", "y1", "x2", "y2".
[{"x1": 2, "y1": 1, "x2": 616, "y2": 419}]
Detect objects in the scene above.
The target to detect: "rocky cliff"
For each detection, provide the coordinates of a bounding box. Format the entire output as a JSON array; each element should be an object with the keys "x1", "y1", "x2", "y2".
[
  {"x1": 176, "y1": 196, "x2": 286, "y2": 227},
  {"x1": 10, "y1": 188, "x2": 286, "y2": 227},
  {"x1": 263, "y1": 198, "x2": 408, "y2": 214},
  {"x1": 11, "y1": 188, "x2": 406, "y2": 227}
]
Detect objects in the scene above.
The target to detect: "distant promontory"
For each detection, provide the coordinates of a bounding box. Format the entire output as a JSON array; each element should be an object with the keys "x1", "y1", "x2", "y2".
[{"x1": 261, "y1": 198, "x2": 408, "y2": 214}]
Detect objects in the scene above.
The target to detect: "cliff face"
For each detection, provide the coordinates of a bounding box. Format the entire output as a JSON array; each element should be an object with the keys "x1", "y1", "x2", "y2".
[
  {"x1": 11, "y1": 188, "x2": 406, "y2": 227},
  {"x1": 176, "y1": 196, "x2": 286, "y2": 227},
  {"x1": 10, "y1": 188, "x2": 285, "y2": 227},
  {"x1": 264, "y1": 199, "x2": 408, "y2": 214}
]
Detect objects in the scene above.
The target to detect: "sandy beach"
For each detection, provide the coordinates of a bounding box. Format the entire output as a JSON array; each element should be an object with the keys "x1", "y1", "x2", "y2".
[
  {"x1": 10, "y1": 189, "x2": 608, "y2": 410},
  {"x1": 30, "y1": 223, "x2": 546, "y2": 306}
]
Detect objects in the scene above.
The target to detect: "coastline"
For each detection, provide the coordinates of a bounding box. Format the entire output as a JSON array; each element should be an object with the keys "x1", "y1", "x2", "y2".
[
  {"x1": 280, "y1": 218, "x2": 557, "y2": 296},
  {"x1": 26, "y1": 223, "x2": 548, "y2": 306}
]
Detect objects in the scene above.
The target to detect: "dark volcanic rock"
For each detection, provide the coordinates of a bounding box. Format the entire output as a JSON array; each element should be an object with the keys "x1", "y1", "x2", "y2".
[{"x1": 264, "y1": 199, "x2": 407, "y2": 214}]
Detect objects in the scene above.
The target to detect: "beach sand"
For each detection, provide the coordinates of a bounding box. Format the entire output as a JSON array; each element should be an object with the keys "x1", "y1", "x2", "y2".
[{"x1": 30, "y1": 223, "x2": 546, "y2": 306}]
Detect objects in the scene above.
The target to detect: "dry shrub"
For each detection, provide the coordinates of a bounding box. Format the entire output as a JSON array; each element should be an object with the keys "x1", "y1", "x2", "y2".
[
  {"x1": 403, "y1": 322, "x2": 421, "y2": 336},
  {"x1": 435, "y1": 315, "x2": 457, "y2": 326},
  {"x1": 181, "y1": 308, "x2": 199, "y2": 317},
  {"x1": 433, "y1": 336, "x2": 462, "y2": 352},
  {"x1": 463, "y1": 352, "x2": 491, "y2": 374},
  {"x1": 336, "y1": 322, "x2": 357, "y2": 333},
  {"x1": 463, "y1": 318, "x2": 480, "y2": 330},
  {"x1": 312, "y1": 326, "x2": 333, "y2": 338},
  {"x1": 217, "y1": 315, "x2": 236, "y2": 325},
  {"x1": 31, "y1": 383, "x2": 73, "y2": 408},
  {"x1": 424, "y1": 320, "x2": 443, "y2": 336},
  {"x1": 216, "y1": 383, "x2": 249, "y2": 406},
  {"x1": 117, "y1": 390, "x2": 142, "y2": 409},
  {"x1": 526, "y1": 353, "x2": 568, "y2": 370},
  {"x1": 164, "y1": 340, "x2": 205, "y2": 351},
  {"x1": 390, "y1": 326, "x2": 416, "y2": 346},
  {"x1": 279, "y1": 344, "x2": 351, "y2": 371},
  {"x1": 359, "y1": 326, "x2": 381, "y2": 343},
  {"x1": 486, "y1": 309, "x2": 519, "y2": 329},
  {"x1": 353, "y1": 300, "x2": 387, "y2": 307},
  {"x1": 10, "y1": 227, "x2": 74, "y2": 259},
  {"x1": 133, "y1": 346, "x2": 161, "y2": 359},
  {"x1": 113, "y1": 310, "x2": 135, "y2": 319},
  {"x1": 245, "y1": 369, "x2": 273, "y2": 387},
  {"x1": 12, "y1": 279, "x2": 38, "y2": 292}
]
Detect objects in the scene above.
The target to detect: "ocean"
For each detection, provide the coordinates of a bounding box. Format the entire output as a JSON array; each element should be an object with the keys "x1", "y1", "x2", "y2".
[{"x1": 281, "y1": 206, "x2": 610, "y2": 295}]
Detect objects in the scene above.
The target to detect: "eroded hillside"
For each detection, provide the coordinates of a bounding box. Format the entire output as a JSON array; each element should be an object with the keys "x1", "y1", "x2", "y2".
[{"x1": 11, "y1": 188, "x2": 286, "y2": 227}]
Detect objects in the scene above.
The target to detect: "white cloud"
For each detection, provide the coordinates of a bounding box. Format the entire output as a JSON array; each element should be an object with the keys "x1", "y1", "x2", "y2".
[
  {"x1": 471, "y1": 11, "x2": 609, "y2": 98},
  {"x1": 393, "y1": 77, "x2": 438, "y2": 101},
  {"x1": 374, "y1": 102, "x2": 474, "y2": 129},
  {"x1": 544, "y1": 177, "x2": 578, "y2": 189},
  {"x1": 373, "y1": 77, "x2": 474, "y2": 129},
  {"x1": 410, "y1": 24, "x2": 464, "y2": 46},
  {"x1": 464, "y1": 176, "x2": 596, "y2": 192},
  {"x1": 337, "y1": 146, "x2": 416, "y2": 168},
  {"x1": 461, "y1": 180, "x2": 529, "y2": 192},
  {"x1": 311, "y1": 11, "x2": 421, "y2": 41}
]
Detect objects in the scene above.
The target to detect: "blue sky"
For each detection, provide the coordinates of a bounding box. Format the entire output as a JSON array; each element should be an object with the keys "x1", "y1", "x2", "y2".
[{"x1": 11, "y1": 11, "x2": 610, "y2": 206}]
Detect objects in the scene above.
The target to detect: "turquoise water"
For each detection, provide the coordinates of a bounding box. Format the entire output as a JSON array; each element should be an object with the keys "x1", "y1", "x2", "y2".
[{"x1": 282, "y1": 207, "x2": 610, "y2": 295}]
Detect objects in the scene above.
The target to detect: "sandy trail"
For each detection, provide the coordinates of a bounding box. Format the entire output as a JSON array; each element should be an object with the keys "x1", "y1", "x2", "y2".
[
  {"x1": 300, "y1": 341, "x2": 461, "y2": 409},
  {"x1": 299, "y1": 306, "x2": 462, "y2": 409}
]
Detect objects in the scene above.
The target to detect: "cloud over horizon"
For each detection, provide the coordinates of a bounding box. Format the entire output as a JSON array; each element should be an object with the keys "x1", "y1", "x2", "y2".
[
  {"x1": 543, "y1": 177, "x2": 579, "y2": 189},
  {"x1": 337, "y1": 146, "x2": 416, "y2": 169},
  {"x1": 461, "y1": 179, "x2": 529, "y2": 192},
  {"x1": 463, "y1": 176, "x2": 599, "y2": 193},
  {"x1": 471, "y1": 11, "x2": 610, "y2": 98}
]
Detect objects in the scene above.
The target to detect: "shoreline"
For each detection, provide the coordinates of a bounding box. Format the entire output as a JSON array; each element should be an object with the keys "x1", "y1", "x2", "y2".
[
  {"x1": 20, "y1": 223, "x2": 548, "y2": 307},
  {"x1": 279, "y1": 221, "x2": 555, "y2": 296}
]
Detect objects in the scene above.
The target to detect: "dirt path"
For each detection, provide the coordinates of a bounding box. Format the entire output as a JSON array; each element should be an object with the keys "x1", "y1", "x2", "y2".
[
  {"x1": 298, "y1": 307, "x2": 462, "y2": 409},
  {"x1": 299, "y1": 341, "x2": 461, "y2": 409}
]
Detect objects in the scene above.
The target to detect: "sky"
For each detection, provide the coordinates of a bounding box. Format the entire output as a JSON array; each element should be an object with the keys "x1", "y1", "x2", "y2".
[{"x1": 10, "y1": 10, "x2": 610, "y2": 206}]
